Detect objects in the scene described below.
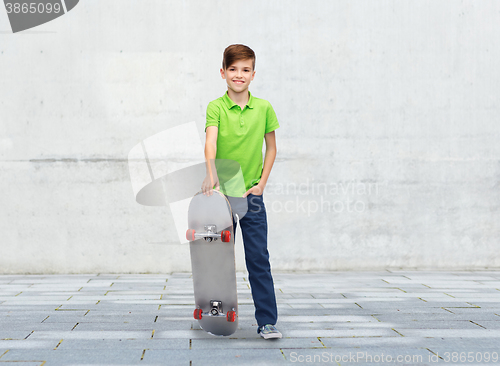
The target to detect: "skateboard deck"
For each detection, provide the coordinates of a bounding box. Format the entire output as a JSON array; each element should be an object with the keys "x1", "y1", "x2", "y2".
[{"x1": 186, "y1": 190, "x2": 238, "y2": 336}]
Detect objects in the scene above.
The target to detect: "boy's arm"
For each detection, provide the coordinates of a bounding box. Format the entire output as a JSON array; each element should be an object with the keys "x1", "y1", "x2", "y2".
[
  {"x1": 243, "y1": 130, "x2": 277, "y2": 197},
  {"x1": 202, "y1": 126, "x2": 219, "y2": 196}
]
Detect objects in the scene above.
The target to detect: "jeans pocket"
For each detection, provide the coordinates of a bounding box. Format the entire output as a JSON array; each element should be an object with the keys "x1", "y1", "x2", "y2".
[{"x1": 249, "y1": 193, "x2": 263, "y2": 199}]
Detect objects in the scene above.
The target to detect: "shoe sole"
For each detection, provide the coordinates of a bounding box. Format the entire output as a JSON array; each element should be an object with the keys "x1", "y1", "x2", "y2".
[{"x1": 260, "y1": 333, "x2": 282, "y2": 339}]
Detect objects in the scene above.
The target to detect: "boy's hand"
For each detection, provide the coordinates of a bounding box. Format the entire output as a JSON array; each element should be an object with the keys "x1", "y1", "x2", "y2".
[
  {"x1": 202, "y1": 173, "x2": 220, "y2": 196},
  {"x1": 243, "y1": 184, "x2": 264, "y2": 197}
]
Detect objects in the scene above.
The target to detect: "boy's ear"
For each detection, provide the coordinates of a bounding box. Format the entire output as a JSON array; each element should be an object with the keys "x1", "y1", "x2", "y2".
[{"x1": 220, "y1": 68, "x2": 226, "y2": 79}]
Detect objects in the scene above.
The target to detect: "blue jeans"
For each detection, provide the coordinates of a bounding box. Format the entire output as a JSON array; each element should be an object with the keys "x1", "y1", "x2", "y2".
[{"x1": 232, "y1": 193, "x2": 278, "y2": 332}]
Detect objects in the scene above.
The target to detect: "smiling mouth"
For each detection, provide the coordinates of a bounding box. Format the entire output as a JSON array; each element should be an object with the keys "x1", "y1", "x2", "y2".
[{"x1": 233, "y1": 80, "x2": 244, "y2": 84}]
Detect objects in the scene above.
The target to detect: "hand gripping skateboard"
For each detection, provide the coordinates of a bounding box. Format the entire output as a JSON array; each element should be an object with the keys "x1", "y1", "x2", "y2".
[{"x1": 186, "y1": 190, "x2": 238, "y2": 336}]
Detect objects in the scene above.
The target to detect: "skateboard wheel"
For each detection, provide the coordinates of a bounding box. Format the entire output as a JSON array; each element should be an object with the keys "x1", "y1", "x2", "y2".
[
  {"x1": 226, "y1": 310, "x2": 236, "y2": 322},
  {"x1": 221, "y1": 230, "x2": 231, "y2": 242},
  {"x1": 193, "y1": 308, "x2": 203, "y2": 320},
  {"x1": 186, "y1": 229, "x2": 196, "y2": 241}
]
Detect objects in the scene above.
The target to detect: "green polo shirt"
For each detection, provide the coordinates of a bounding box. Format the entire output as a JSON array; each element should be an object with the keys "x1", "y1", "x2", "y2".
[{"x1": 205, "y1": 90, "x2": 279, "y2": 197}]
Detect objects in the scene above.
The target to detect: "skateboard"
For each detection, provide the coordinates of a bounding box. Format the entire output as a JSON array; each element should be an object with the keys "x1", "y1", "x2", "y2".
[{"x1": 186, "y1": 190, "x2": 238, "y2": 336}]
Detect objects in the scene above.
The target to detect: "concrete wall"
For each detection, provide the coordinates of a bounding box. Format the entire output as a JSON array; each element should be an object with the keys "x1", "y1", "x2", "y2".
[{"x1": 1, "y1": 0, "x2": 499, "y2": 273}]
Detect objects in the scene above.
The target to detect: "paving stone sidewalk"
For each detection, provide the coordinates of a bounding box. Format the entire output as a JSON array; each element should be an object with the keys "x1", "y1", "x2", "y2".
[{"x1": 1, "y1": 271, "x2": 500, "y2": 366}]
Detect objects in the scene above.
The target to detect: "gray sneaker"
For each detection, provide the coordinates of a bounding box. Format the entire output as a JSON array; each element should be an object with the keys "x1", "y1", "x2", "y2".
[{"x1": 259, "y1": 324, "x2": 282, "y2": 339}]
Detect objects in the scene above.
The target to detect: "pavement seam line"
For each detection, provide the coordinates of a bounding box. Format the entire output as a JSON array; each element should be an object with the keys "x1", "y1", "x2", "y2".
[
  {"x1": 53, "y1": 339, "x2": 63, "y2": 350},
  {"x1": 0, "y1": 350, "x2": 8, "y2": 359},
  {"x1": 426, "y1": 348, "x2": 443, "y2": 360},
  {"x1": 317, "y1": 337, "x2": 326, "y2": 347},
  {"x1": 466, "y1": 302, "x2": 480, "y2": 308},
  {"x1": 470, "y1": 320, "x2": 486, "y2": 329},
  {"x1": 392, "y1": 328, "x2": 404, "y2": 337},
  {"x1": 280, "y1": 348, "x2": 286, "y2": 360}
]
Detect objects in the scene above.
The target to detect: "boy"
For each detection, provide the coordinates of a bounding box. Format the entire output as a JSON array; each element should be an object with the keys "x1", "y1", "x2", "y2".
[{"x1": 201, "y1": 44, "x2": 281, "y2": 339}]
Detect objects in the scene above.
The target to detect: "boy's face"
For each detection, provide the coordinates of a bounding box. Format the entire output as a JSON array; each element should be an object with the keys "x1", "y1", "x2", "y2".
[{"x1": 220, "y1": 59, "x2": 255, "y2": 93}]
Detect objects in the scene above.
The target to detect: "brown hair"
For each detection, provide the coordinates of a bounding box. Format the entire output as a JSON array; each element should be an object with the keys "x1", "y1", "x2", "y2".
[{"x1": 222, "y1": 44, "x2": 256, "y2": 70}]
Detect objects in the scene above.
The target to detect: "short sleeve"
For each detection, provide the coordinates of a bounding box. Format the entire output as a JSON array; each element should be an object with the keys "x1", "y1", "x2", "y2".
[
  {"x1": 265, "y1": 102, "x2": 280, "y2": 134},
  {"x1": 205, "y1": 102, "x2": 220, "y2": 132}
]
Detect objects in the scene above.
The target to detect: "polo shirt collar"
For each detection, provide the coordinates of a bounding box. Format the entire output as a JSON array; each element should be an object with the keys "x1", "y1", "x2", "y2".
[{"x1": 222, "y1": 90, "x2": 254, "y2": 110}]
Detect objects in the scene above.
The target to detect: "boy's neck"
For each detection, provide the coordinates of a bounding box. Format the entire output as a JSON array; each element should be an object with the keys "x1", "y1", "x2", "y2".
[{"x1": 227, "y1": 88, "x2": 249, "y2": 108}]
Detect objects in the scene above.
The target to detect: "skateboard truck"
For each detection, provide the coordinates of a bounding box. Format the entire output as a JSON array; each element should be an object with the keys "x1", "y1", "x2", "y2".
[
  {"x1": 186, "y1": 225, "x2": 231, "y2": 243},
  {"x1": 204, "y1": 225, "x2": 217, "y2": 243},
  {"x1": 210, "y1": 300, "x2": 223, "y2": 315},
  {"x1": 193, "y1": 300, "x2": 237, "y2": 322}
]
